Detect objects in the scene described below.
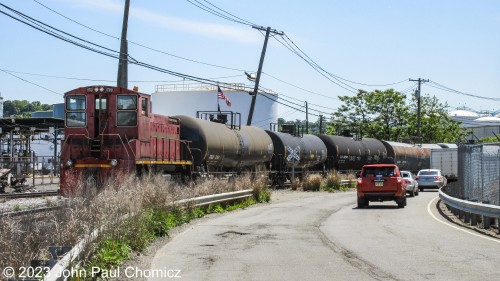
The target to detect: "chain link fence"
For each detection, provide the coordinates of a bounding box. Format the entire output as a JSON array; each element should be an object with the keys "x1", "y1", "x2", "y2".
[{"x1": 445, "y1": 143, "x2": 500, "y2": 205}]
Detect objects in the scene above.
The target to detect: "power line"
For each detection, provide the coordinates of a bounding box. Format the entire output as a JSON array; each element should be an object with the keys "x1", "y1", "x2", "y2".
[
  {"x1": 0, "y1": 68, "x2": 243, "y2": 83},
  {"x1": 0, "y1": 3, "x2": 331, "y2": 118},
  {"x1": 0, "y1": 69, "x2": 62, "y2": 96},
  {"x1": 30, "y1": 0, "x2": 352, "y2": 108},
  {"x1": 428, "y1": 80, "x2": 500, "y2": 102},
  {"x1": 32, "y1": 0, "x2": 120, "y2": 40},
  {"x1": 183, "y1": 0, "x2": 253, "y2": 26}
]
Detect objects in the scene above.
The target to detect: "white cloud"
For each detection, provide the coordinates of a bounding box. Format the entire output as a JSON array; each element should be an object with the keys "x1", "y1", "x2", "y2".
[{"x1": 69, "y1": 0, "x2": 260, "y2": 44}]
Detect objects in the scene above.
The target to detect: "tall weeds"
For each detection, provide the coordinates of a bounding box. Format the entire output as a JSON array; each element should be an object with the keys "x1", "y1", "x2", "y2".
[{"x1": 0, "y1": 173, "x2": 270, "y2": 277}]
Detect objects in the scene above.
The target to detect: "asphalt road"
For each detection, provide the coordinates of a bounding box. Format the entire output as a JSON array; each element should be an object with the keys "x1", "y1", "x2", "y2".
[{"x1": 149, "y1": 190, "x2": 500, "y2": 281}]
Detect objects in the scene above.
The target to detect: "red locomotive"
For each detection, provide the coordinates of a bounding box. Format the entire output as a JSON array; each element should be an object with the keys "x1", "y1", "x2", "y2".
[{"x1": 60, "y1": 86, "x2": 192, "y2": 195}]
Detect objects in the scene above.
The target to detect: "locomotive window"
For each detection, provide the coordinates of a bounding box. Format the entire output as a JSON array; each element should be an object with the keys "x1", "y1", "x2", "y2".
[
  {"x1": 66, "y1": 112, "x2": 86, "y2": 127},
  {"x1": 95, "y1": 97, "x2": 107, "y2": 113},
  {"x1": 117, "y1": 95, "x2": 137, "y2": 110},
  {"x1": 141, "y1": 98, "x2": 148, "y2": 116},
  {"x1": 117, "y1": 111, "x2": 137, "y2": 126},
  {"x1": 66, "y1": 95, "x2": 86, "y2": 110}
]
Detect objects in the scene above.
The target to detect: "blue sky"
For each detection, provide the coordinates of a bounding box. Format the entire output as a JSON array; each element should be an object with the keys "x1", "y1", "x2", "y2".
[{"x1": 0, "y1": 0, "x2": 499, "y2": 121}]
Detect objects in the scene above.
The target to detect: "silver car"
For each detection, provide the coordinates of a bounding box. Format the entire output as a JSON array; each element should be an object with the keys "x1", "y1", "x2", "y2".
[
  {"x1": 401, "y1": 171, "x2": 419, "y2": 197},
  {"x1": 416, "y1": 169, "x2": 447, "y2": 191}
]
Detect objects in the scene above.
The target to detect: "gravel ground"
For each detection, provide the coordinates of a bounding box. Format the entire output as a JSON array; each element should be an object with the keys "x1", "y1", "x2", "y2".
[{"x1": 0, "y1": 196, "x2": 59, "y2": 213}]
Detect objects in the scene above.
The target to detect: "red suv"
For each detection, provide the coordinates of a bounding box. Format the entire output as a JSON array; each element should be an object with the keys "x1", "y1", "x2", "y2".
[{"x1": 357, "y1": 164, "x2": 407, "y2": 208}]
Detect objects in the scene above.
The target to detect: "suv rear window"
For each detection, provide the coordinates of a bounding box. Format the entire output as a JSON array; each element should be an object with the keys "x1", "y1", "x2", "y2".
[
  {"x1": 362, "y1": 167, "x2": 396, "y2": 177},
  {"x1": 419, "y1": 171, "x2": 438, "y2": 176}
]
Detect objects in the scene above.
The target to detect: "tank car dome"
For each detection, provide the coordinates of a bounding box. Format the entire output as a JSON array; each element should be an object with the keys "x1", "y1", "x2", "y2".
[
  {"x1": 475, "y1": 116, "x2": 500, "y2": 122},
  {"x1": 447, "y1": 110, "x2": 479, "y2": 117}
]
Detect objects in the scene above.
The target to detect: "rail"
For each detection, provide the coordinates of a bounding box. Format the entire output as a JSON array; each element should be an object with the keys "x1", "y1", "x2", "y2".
[
  {"x1": 0, "y1": 206, "x2": 62, "y2": 218},
  {"x1": 0, "y1": 190, "x2": 58, "y2": 200},
  {"x1": 43, "y1": 189, "x2": 254, "y2": 281},
  {"x1": 439, "y1": 188, "x2": 500, "y2": 218}
]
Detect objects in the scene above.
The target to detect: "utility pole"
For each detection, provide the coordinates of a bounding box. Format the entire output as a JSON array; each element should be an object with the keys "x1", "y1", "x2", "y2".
[
  {"x1": 409, "y1": 78, "x2": 429, "y2": 145},
  {"x1": 247, "y1": 26, "x2": 284, "y2": 126},
  {"x1": 305, "y1": 101, "x2": 309, "y2": 134},
  {"x1": 319, "y1": 115, "x2": 323, "y2": 134},
  {"x1": 117, "y1": 0, "x2": 130, "y2": 89}
]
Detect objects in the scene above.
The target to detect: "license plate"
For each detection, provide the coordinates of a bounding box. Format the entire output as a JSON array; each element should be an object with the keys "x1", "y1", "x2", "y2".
[{"x1": 375, "y1": 181, "x2": 383, "y2": 187}]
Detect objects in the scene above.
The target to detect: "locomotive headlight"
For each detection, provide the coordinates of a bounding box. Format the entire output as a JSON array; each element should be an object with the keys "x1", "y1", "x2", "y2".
[
  {"x1": 110, "y1": 159, "x2": 118, "y2": 167},
  {"x1": 66, "y1": 160, "x2": 73, "y2": 167}
]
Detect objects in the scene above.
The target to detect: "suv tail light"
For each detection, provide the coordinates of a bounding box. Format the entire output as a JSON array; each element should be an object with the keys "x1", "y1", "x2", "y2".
[
  {"x1": 357, "y1": 178, "x2": 363, "y2": 185},
  {"x1": 397, "y1": 178, "x2": 402, "y2": 184},
  {"x1": 435, "y1": 176, "x2": 441, "y2": 180},
  {"x1": 415, "y1": 176, "x2": 419, "y2": 180}
]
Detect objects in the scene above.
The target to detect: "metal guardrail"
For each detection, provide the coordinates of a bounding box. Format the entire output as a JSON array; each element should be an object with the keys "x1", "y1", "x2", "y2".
[
  {"x1": 43, "y1": 189, "x2": 254, "y2": 281},
  {"x1": 439, "y1": 188, "x2": 500, "y2": 218}
]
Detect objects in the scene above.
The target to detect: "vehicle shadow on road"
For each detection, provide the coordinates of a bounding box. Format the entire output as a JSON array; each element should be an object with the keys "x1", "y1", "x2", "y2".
[{"x1": 352, "y1": 205, "x2": 400, "y2": 210}]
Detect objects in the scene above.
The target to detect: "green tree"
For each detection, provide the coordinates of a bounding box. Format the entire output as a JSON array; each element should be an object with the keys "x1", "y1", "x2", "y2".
[
  {"x1": 3, "y1": 100, "x2": 52, "y2": 117},
  {"x1": 329, "y1": 89, "x2": 469, "y2": 143}
]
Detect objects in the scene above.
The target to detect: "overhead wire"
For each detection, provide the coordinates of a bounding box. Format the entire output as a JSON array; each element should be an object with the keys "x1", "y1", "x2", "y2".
[
  {"x1": 4, "y1": 3, "x2": 340, "y2": 117},
  {"x1": 183, "y1": 0, "x2": 252, "y2": 26},
  {"x1": 0, "y1": 69, "x2": 62, "y2": 96},
  {"x1": 428, "y1": 81, "x2": 500, "y2": 102},
  {"x1": 29, "y1": 0, "x2": 362, "y2": 112},
  {"x1": 0, "y1": 68, "x2": 243, "y2": 83}
]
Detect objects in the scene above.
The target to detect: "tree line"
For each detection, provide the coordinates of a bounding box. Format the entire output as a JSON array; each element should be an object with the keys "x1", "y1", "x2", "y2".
[
  {"x1": 2, "y1": 100, "x2": 52, "y2": 118},
  {"x1": 279, "y1": 89, "x2": 470, "y2": 144}
]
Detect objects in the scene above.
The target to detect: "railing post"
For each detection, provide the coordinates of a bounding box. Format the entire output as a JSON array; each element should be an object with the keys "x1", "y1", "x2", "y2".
[
  {"x1": 471, "y1": 214, "x2": 478, "y2": 226},
  {"x1": 483, "y1": 215, "x2": 491, "y2": 229}
]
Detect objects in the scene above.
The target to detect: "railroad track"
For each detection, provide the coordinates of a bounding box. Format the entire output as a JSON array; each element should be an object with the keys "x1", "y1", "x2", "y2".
[
  {"x1": 0, "y1": 190, "x2": 58, "y2": 200},
  {"x1": 0, "y1": 206, "x2": 62, "y2": 218}
]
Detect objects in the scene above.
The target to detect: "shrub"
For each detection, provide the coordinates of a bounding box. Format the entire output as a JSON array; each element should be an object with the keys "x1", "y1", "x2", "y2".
[
  {"x1": 302, "y1": 174, "x2": 323, "y2": 191},
  {"x1": 324, "y1": 171, "x2": 342, "y2": 190},
  {"x1": 290, "y1": 178, "x2": 301, "y2": 190}
]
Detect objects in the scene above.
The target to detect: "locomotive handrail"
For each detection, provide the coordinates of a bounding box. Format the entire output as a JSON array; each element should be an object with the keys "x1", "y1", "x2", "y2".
[
  {"x1": 123, "y1": 134, "x2": 136, "y2": 158},
  {"x1": 98, "y1": 133, "x2": 132, "y2": 161},
  {"x1": 44, "y1": 189, "x2": 253, "y2": 281},
  {"x1": 439, "y1": 188, "x2": 500, "y2": 218}
]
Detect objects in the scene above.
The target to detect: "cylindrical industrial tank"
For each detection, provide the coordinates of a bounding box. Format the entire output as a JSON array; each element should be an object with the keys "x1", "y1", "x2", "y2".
[
  {"x1": 174, "y1": 115, "x2": 273, "y2": 170},
  {"x1": 360, "y1": 138, "x2": 388, "y2": 163},
  {"x1": 152, "y1": 84, "x2": 278, "y2": 128},
  {"x1": 382, "y1": 141, "x2": 430, "y2": 172},
  {"x1": 317, "y1": 135, "x2": 388, "y2": 171},
  {"x1": 317, "y1": 135, "x2": 365, "y2": 171},
  {"x1": 238, "y1": 126, "x2": 274, "y2": 167},
  {"x1": 266, "y1": 131, "x2": 327, "y2": 169}
]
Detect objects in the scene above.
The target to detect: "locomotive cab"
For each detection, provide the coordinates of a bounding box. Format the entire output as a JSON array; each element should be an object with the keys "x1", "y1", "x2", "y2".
[{"x1": 60, "y1": 86, "x2": 191, "y2": 195}]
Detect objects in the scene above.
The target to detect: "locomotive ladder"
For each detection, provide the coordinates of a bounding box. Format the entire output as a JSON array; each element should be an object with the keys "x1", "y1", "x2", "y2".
[{"x1": 90, "y1": 139, "x2": 101, "y2": 157}]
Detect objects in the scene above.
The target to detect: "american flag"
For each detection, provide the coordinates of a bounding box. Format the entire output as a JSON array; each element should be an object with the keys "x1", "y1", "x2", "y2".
[{"x1": 217, "y1": 86, "x2": 231, "y2": 107}]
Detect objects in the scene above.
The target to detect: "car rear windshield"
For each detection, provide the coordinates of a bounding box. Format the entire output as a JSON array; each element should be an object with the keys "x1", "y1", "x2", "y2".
[
  {"x1": 401, "y1": 172, "x2": 410, "y2": 178},
  {"x1": 362, "y1": 167, "x2": 396, "y2": 177},
  {"x1": 419, "y1": 171, "x2": 438, "y2": 176}
]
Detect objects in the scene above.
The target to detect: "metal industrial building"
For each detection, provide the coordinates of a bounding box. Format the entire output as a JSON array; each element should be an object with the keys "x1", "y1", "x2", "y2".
[{"x1": 151, "y1": 83, "x2": 279, "y2": 129}]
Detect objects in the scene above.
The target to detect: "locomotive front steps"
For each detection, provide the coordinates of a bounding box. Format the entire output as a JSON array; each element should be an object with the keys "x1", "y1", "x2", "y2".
[{"x1": 90, "y1": 139, "x2": 101, "y2": 157}]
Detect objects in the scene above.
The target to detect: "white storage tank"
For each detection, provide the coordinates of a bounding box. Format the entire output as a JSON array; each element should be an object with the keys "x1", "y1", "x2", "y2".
[{"x1": 151, "y1": 83, "x2": 278, "y2": 129}]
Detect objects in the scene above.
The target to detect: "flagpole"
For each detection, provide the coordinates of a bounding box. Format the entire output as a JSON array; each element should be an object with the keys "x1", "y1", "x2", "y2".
[{"x1": 217, "y1": 84, "x2": 220, "y2": 113}]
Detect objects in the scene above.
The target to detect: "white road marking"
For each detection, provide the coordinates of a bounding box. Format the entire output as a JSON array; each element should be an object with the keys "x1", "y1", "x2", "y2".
[{"x1": 427, "y1": 196, "x2": 500, "y2": 244}]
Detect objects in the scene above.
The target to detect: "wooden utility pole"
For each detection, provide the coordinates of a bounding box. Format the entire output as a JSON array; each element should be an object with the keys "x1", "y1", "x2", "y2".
[
  {"x1": 117, "y1": 0, "x2": 130, "y2": 89},
  {"x1": 409, "y1": 78, "x2": 429, "y2": 144},
  {"x1": 247, "y1": 26, "x2": 284, "y2": 126}
]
